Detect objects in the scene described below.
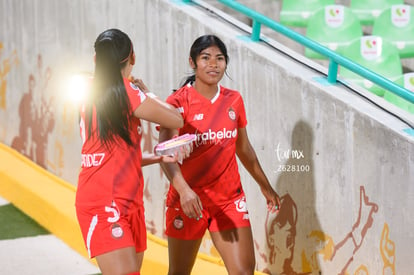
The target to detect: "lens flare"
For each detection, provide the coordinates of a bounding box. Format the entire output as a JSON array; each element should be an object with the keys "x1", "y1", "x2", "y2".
[{"x1": 67, "y1": 74, "x2": 90, "y2": 103}]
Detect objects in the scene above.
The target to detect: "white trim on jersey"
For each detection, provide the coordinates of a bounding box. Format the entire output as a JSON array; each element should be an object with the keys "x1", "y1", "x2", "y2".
[{"x1": 210, "y1": 84, "x2": 221, "y2": 104}]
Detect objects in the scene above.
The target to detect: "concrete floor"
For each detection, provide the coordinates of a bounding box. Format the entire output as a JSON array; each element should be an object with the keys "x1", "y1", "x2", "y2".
[{"x1": 0, "y1": 196, "x2": 100, "y2": 275}]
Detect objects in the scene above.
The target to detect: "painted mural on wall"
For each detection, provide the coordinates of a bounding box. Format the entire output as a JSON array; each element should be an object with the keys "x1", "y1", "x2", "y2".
[
  {"x1": 253, "y1": 121, "x2": 396, "y2": 275},
  {"x1": 0, "y1": 42, "x2": 19, "y2": 111},
  {"x1": 255, "y1": 187, "x2": 392, "y2": 275},
  {"x1": 11, "y1": 54, "x2": 54, "y2": 169},
  {"x1": 0, "y1": 42, "x2": 19, "y2": 141}
]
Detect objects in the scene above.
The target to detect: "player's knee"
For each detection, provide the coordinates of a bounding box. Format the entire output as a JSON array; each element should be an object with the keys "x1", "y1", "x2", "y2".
[
  {"x1": 229, "y1": 267, "x2": 255, "y2": 275},
  {"x1": 227, "y1": 260, "x2": 255, "y2": 275}
]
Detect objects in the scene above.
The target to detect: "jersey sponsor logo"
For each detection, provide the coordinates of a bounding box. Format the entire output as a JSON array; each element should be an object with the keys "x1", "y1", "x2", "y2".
[
  {"x1": 193, "y1": 113, "x2": 204, "y2": 121},
  {"x1": 234, "y1": 196, "x2": 248, "y2": 213},
  {"x1": 195, "y1": 128, "x2": 237, "y2": 146},
  {"x1": 81, "y1": 153, "x2": 105, "y2": 167}
]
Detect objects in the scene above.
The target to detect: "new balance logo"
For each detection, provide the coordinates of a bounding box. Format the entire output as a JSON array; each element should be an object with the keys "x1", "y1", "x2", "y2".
[{"x1": 193, "y1": 113, "x2": 204, "y2": 121}]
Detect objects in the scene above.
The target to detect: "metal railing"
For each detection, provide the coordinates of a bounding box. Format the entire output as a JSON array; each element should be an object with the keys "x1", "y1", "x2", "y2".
[{"x1": 182, "y1": 0, "x2": 414, "y2": 104}]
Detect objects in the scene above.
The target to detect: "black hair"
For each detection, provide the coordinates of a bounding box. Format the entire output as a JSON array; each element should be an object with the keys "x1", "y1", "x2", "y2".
[
  {"x1": 179, "y1": 34, "x2": 229, "y2": 88},
  {"x1": 85, "y1": 28, "x2": 134, "y2": 148}
]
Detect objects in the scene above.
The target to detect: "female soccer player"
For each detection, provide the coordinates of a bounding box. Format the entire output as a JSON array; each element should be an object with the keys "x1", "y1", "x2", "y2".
[
  {"x1": 75, "y1": 28, "x2": 183, "y2": 275},
  {"x1": 159, "y1": 34, "x2": 281, "y2": 275}
]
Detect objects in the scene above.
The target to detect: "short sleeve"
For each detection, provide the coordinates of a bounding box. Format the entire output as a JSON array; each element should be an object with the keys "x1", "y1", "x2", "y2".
[
  {"x1": 166, "y1": 89, "x2": 187, "y2": 120},
  {"x1": 237, "y1": 94, "x2": 247, "y2": 128},
  {"x1": 124, "y1": 78, "x2": 147, "y2": 111}
]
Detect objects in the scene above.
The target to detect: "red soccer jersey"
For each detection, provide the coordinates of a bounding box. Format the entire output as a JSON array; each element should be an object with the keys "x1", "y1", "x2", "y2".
[
  {"x1": 76, "y1": 78, "x2": 147, "y2": 213},
  {"x1": 166, "y1": 84, "x2": 247, "y2": 207}
]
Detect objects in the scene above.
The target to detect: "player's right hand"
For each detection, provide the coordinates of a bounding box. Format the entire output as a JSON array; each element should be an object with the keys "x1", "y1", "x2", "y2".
[{"x1": 179, "y1": 186, "x2": 203, "y2": 220}]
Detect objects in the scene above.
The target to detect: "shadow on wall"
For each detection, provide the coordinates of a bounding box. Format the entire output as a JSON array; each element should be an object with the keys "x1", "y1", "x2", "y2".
[{"x1": 265, "y1": 120, "x2": 319, "y2": 274}]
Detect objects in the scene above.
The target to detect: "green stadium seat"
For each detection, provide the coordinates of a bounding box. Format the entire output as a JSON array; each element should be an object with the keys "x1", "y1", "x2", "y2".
[
  {"x1": 280, "y1": 0, "x2": 335, "y2": 27},
  {"x1": 305, "y1": 5, "x2": 363, "y2": 59},
  {"x1": 350, "y1": 0, "x2": 404, "y2": 26},
  {"x1": 339, "y1": 35, "x2": 403, "y2": 97},
  {"x1": 384, "y1": 73, "x2": 414, "y2": 113},
  {"x1": 372, "y1": 4, "x2": 414, "y2": 58}
]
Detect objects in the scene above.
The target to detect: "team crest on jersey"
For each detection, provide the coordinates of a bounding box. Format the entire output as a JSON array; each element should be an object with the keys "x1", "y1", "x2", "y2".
[
  {"x1": 173, "y1": 216, "x2": 184, "y2": 230},
  {"x1": 228, "y1": 107, "x2": 236, "y2": 121},
  {"x1": 111, "y1": 223, "x2": 124, "y2": 239}
]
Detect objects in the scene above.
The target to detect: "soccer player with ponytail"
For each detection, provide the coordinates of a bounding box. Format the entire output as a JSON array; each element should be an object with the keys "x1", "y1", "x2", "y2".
[{"x1": 75, "y1": 28, "x2": 183, "y2": 275}]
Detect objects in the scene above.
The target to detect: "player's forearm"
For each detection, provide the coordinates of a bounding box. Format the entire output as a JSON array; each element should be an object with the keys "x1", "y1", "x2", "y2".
[
  {"x1": 160, "y1": 162, "x2": 190, "y2": 194},
  {"x1": 246, "y1": 160, "x2": 272, "y2": 189},
  {"x1": 141, "y1": 153, "x2": 162, "y2": 166},
  {"x1": 237, "y1": 148, "x2": 272, "y2": 189},
  {"x1": 134, "y1": 97, "x2": 183, "y2": 129},
  {"x1": 158, "y1": 127, "x2": 190, "y2": 192}
]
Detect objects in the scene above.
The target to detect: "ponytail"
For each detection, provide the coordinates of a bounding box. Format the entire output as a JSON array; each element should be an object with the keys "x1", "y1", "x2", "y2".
[
  {"x1": 180, "y1": 75, "x2": 195, "y2": 88},
  {"x1": 85, "y1": 29, "x2": 134, "y2": 148}
]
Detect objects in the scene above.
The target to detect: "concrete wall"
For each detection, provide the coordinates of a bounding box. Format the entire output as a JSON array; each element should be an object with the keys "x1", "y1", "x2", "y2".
[{"x1": 1, "y1": 0, "x2": 413, "y2": 274}]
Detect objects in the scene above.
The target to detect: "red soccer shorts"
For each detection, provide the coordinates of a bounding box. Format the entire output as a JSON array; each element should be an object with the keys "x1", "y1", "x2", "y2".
[
  {"x1": 76, "y1": 201, "x2": 147, "y2": 258},
  {"x1": 165, "y1": 195, "x2": 251, "y2": 240}
]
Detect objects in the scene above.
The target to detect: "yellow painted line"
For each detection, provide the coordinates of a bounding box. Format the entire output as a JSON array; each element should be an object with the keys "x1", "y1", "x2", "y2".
[{"x1": 0, "y1": 143, "x2": 90, "y2": 260}]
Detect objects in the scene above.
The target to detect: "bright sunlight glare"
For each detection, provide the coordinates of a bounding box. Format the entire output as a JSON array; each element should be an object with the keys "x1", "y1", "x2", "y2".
[{"x1": 67, "y1": 74, "x2": 90, "y2": 103}]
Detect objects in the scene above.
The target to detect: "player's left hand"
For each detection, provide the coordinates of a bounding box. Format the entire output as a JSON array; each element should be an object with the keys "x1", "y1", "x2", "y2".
[
  {"x1": 261, "y1": 185, "x2": 281, "y2": 214},
  {"x1": 160, "y1": 153, "x2": 180, "y2": 163},
  {"x1": 156, "y1": 134, "x2": 194, "y2": 164},
  {"x1": 129, "y1": 76, "x2": 150, "y2": 93}
]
